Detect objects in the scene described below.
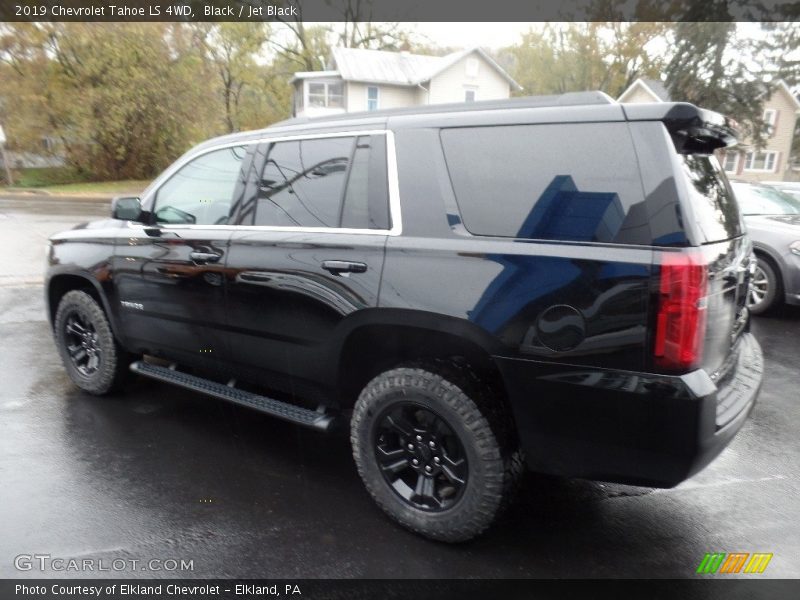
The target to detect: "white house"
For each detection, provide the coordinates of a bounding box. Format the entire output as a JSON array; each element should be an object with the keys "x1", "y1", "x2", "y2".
[
  {"x1": 291, "y1": 47, "x2": 522, "y2": 118},
  {"x1": 618, "y1": 77, "x2": 800, "y2": 182},
  {"x1": 617, "y1": 77, "x2": 672, "y2": 104}
]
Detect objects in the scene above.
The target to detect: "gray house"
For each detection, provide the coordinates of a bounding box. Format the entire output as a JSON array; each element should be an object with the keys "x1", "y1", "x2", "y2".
[{"x1": 291, "y1": 47, "x2": 522, "y2": 118}]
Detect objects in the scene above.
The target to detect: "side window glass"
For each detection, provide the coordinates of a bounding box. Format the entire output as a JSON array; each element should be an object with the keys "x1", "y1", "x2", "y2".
[
  {"x1": 341, "y1": 135, "x2": 390, "y2": 230},
  {"x1": 232, "y1": 143, "x2": 268, "y2": 226},
  {"x1": 440, "y1": 124, "x2": 649, "y2": 244},
  {"x1": 154, "y1": 146, "x2": 247, "y2": 225},
  {"x1": 254, "y1": 137, "x2": 352, "y2": 227}
]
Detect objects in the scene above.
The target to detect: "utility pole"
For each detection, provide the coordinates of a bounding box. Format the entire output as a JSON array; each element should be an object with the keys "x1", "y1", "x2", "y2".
[{"x1": 0, "y1": 125, "x2": 13, "y2": 186}]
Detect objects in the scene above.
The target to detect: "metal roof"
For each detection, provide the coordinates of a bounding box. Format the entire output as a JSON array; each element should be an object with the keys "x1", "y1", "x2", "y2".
[
  {"x1": 331, "y1": 47, "x2": 442, "y2": 86},
  {"x1": 293, "y1": 47, "x2": 522, "y2": 91},
  {"x1": 290, "y1": 70, "x2": 341, "y2": 82}
]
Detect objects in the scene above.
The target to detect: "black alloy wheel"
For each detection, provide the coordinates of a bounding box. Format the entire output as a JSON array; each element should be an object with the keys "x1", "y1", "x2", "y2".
[
  {"x1": 374, "y1": 402, "x2": 468, "y2": 512},
  {"x1": 351, "y1": 362, "x2": 523, "y2": 542},
  {"x1": 54, "y1": 290, "x2": 133, "y2": 395},
  {"x1": 63, "y1": 311, "x2": 102, "y2": 376}
]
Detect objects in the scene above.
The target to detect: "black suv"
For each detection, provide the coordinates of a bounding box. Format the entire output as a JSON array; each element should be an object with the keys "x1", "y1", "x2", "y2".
[{"x1": 46, "y1": 93, "x2": 763, "y2": 542}]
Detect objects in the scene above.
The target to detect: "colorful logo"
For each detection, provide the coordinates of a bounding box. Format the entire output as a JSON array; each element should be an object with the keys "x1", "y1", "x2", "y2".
[{"x1": 696, "y1": 552, "x2": 773, "y2": 574}]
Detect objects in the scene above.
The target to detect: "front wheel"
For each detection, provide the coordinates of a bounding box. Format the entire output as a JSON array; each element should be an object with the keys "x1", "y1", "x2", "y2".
[
  {"x1": 54, "y1": 290, "x2": 132, "y2": 395},
  {"x1": 748, "y1": 258, "x2": 781, "y2": 315},
  {"x1": 350, "y1": 363, "x2": 521, "y2": 542}
]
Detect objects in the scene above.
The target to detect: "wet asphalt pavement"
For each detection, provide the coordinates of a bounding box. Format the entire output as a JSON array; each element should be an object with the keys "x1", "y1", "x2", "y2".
[{"x1": 1, "y1": 196, "x2": 799, "y2": 579}]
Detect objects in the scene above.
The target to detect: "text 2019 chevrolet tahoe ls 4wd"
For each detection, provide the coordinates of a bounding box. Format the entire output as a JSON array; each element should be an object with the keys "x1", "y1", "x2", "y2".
[{"x1": 46, "y1": 93, "x2": 763, "y2": 542}]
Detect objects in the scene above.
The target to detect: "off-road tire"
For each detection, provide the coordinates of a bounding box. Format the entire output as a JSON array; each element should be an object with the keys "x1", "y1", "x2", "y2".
[
  {"x1": 54, "y1": 290, "x2": 132, "y2": 395},
  {"x1": 351, "y1": 361, "x2": 523, "y2": 542}
]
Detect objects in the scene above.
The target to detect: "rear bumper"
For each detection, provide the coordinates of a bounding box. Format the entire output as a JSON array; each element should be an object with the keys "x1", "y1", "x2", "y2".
[{"x1": 495, "y1": 332, "x2": 763, "y2": 488}]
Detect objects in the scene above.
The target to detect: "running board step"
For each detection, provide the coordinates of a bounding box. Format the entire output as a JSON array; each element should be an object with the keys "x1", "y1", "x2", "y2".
[{"x1": 130, "y1": 361, "x2": 336, "y2": 432}]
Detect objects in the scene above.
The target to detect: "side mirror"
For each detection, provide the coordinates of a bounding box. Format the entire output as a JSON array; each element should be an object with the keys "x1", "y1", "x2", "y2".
[{"x1": 111, "y1": 196, "x2": 142, "y2": 222}]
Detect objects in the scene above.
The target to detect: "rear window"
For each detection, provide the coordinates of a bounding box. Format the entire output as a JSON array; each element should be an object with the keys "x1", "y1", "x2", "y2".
[
  {"x1": 680, "y1": 155, "x2": 743, "y2": 242},
  {"x1": 439, "y1": 123, "x2": 651, "y2": 245}
]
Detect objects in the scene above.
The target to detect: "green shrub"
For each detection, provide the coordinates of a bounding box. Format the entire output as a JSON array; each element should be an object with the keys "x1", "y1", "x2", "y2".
[{"x1": 12, "y1": 167, "x2": 87, "y2": 188}]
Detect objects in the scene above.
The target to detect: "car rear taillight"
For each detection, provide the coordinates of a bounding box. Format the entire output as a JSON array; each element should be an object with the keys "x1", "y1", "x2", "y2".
[{"x1": 654, "y1": 253, "x2": 708, "y2": 371}]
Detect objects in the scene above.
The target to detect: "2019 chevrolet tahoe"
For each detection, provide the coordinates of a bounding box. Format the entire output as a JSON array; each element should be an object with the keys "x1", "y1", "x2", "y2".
[{"x1": 46, "y1": 93, "x2": 763, "y2": 542}]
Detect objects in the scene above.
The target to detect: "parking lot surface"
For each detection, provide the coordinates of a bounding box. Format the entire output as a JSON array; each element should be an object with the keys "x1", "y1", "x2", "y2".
[{"x1": 1, "y1": 196, "x2": 798, "y2": 578}]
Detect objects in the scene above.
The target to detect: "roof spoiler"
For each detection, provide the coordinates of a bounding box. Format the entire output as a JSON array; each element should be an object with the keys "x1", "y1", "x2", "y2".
[{"x1": 621, "y1": 102, "x2": 739, "y2": 153}]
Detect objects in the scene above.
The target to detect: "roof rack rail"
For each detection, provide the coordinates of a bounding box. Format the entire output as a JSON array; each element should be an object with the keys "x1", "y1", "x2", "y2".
[{"x1": 280, "y1": 91, "x2": 616, "y2": 127}]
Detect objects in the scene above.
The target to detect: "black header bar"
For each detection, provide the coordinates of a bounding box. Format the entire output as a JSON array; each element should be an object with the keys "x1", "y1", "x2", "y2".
[
  {"x1": 2, "y1": 579, "x2": 800, "y2": 600},
  {"x1": 1, "y1": 0, "x2": 799, "y2": 22}
]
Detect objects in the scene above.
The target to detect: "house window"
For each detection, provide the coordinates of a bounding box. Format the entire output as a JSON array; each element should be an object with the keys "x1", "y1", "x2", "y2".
[
  {"x1": 465, "y1": 58, "x2": 479, "y2": 78},
  {"x1": 763, "y1": 109, "x2": 778, "y2": 137},
  {"x1": 307, "y1": 81, "x2": 344, "y2": 109},
  {"x1": 293, "y1": 85, "x2": 304, "y2": 115},
  {"x1": 744, "y1": 151, "x2": 779, "y2": 173},
  {"x1": 367, "y1": 86, "x2": 379, "y2": 111},
  {"x1": 723, "y1": 152, "x2": 740, "y2": 174},
  {"x1": 464, "y1": 88, "x2": 477, "y2": 103}
]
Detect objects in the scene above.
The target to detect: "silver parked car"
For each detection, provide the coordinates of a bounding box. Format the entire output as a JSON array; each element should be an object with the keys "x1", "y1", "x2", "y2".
[
  {"x1": 763, "y1": 180, "x2": 800, "y2": 202},
  {"x1": 730, "y1": 181, "x2": 800, "y2": 314}
]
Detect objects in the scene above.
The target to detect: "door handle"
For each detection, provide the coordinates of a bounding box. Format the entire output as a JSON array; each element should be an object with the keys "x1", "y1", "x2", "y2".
[
  {"x1": 321, "y1": 260, "x2": 367, "y2": 275},
  {"x1": 144, "y1": 227, "x2": 181, "y2": 239},
  {"x1": 190, "y1": 251, "x2": 222, "y2": 264},
  {"x1": 239, "y1": 272, "x2": 272, "y2": 284}
]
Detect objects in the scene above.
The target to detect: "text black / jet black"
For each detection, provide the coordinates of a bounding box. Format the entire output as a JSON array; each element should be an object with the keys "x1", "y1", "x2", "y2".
[{"x1": 46, "y1": 93, "x2": 763, "y2": 542}]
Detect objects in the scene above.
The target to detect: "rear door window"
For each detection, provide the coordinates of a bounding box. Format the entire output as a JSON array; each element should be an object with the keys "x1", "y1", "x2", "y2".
[
  {"x1": 440, "y1": 123, "x2": 650, "y2": 245},
  {"x1": 254, "y1": 137, "x2": 352, "y2": 228},
  {"x1": 340, "y1": 135, "x2": 390, "y2": 230},
  {"x1": 243, "y1": 134, "x2": 390, "y2": 230}
]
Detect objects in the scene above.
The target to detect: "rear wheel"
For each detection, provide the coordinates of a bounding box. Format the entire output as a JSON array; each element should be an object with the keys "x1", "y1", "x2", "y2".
[
  {"x1": 350, "y1": 362, "x2": 522, "y2": 542},
  {"x1": 54, "y1": 290, "x2": 132, "y2": 395},
  {"x1": 748, "y1": 257, "x2": 781, "y2": 315}
]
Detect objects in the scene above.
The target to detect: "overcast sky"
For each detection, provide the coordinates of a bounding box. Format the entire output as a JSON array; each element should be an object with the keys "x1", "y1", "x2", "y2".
[
  {"x1": 270, "y1": 22, "x2": 541, "y2": 53},
  {"x1": 270, "y1": 22, "x2": 797, "y2": 91},
  {"x1": 408, "y1": 22, "x2": 537, "y2": 49},
  {"x1": 274, "y1": 22, "x2": 775, "y2": 53}
]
